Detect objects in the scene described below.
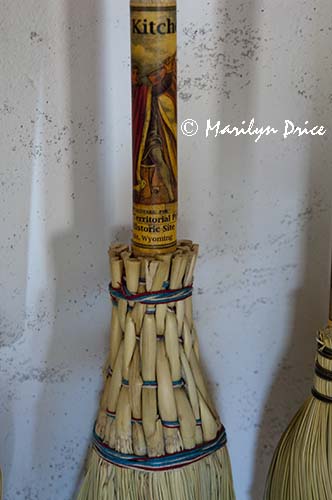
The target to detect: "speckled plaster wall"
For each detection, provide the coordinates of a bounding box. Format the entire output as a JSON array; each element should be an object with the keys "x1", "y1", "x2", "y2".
[{"x1": 1, "y1": 1, "x2": 332, "y2": 499}]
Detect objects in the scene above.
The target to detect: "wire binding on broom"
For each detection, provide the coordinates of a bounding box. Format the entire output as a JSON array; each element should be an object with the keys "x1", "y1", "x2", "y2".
[
  {"x1": 311, "y1": 386, "x2": 332, "y2": 403},
  {"x1": 141, "y1": 380, "x2": 158, "y2": 388},
  {"x1": 121, "y1": 378, "x2": 184, "y2": 388},
  {"x1": 314, "y1": 360, "x2": 332, "y2": 381},
  {"x1": 109, "y1": 281, "x2": 193, "y2": 305},
  {"x1": 162, "y1": 420, "x2": 181, "y2": 428},
  {"x1": 317, "y1": 338, "x2": 332, "y2": 358},
  {"x1": 92, "y1": 425, "x2": 227, "y2": 472}
]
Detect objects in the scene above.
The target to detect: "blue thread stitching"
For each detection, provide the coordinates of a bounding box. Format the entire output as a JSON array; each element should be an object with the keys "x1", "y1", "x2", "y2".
[{"x1": 92, "y1": 426, "x2": 227, "y2": 470}]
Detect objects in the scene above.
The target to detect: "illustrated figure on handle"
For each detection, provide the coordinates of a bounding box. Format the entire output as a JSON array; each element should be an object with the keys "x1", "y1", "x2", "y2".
[
  {"x1": 76, "y1": 1, "x2": 235, "y2": 498},
  {"x1": 131, "y1": 1, "x2": 177, "y2": 255},
  {"x1": 132, "y1": 55, "x2": 177, "y2": 204},
  {"x1": 265, "y1": 259, "x2": 332, "y2": 499}
]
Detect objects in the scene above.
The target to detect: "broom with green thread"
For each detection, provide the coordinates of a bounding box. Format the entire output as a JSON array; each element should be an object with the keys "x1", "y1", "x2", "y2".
[
  {"x1": 77, "y1": 1, "x2": 235, "y2": 498},
  {"x1": 264, "y1": 261, "x2": 332, "y2": 499}
]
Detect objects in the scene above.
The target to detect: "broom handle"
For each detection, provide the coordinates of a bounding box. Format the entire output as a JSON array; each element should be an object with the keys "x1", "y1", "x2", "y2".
[{"x1": 130, "y1": 0, "x2": 178, "y2": 256}]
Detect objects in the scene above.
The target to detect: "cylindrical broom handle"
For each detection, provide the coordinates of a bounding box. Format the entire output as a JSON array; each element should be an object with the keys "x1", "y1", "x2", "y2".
[{"x1": 130, "y1": 0, "x2": 178, "y2": 255}]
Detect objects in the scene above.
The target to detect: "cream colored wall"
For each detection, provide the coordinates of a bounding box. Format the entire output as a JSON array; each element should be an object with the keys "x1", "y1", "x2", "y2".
[{"x1": 1, "y1": 0, "x2": 332, "y2": 498}]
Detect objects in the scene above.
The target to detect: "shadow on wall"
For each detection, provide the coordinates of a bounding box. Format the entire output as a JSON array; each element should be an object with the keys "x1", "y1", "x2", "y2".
[
  {"x1": 32, "y1": 1, "x2": 111, "y2": 498},
  {"x1": 181, "y1": 0, "x2": 261, "y2": 398},
  {"x1": 177, "y1": 1, "x2": 262, "y2": 498},
  {"x1": 250, "y1": 167, "x2": 331, "y2": 499},
  {"x1": 0, "y1": 395, "x2": 14, "y2": 500},
  {"x1": 250, "y1": 25, "x2": 332, "y2": 500},
  {"x1": 192, "y1": 1, "x2": 261, "y2": 496}
]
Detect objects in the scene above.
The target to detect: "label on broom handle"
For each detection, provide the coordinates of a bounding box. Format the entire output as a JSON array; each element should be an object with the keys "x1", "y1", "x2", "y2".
[{"x1": 130, "y1": 1, "x2": 177, "y2": 255}]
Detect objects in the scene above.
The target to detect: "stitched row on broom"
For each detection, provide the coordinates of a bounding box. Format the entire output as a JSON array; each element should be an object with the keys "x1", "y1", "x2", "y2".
[{"x1": 92, "y1": 425, "x2": 226, "y2": 471}]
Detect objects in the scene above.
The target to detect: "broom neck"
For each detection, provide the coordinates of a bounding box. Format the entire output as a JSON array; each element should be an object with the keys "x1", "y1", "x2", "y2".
[{"x1": 130, "y1": 0, "x2": 178, "y2": 256}]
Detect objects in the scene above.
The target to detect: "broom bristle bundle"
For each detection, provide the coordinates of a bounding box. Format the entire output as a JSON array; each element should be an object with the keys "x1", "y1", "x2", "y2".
[
  {"x1": 124, "y1": 258, "x2": 141, "y2": 294},
  {"x1": 133, "y1": 422, "x2": 147, "y2": 456},
  {"x1": 156, "y1": 303, "x2": 167, "y2": 336},
  {"x1": 110, "y1": 257, "x2": 124, "y2": 288},
  {"x1": 157, "y1": 341, "x2": 183, "y2": 453},
  {"x1": 182, "y1": 317, "x2": 193, "y2": 359},
  {"x1": 129, "y1": 346, "x2": 143, "y2": 418},
  {"x1": 107, "y1": 342, "x2": 124, "y2": 412},
  {"x1": 123, "y1": 313, "x2": 136, "y2": 380},
  {"x1": 108, "y1": 307, "x2": 122, "y2": 371},
  {"x1": 179, "y1": 346, "x2": 203, "y2": 445},
  {"x1": 115, "y1": 387, "x2": 133, "y2": 453},
  {"x1": 165, "y1": 310, "x2": 181, "y2": 381},
  {"x1": 118, "y1": 299, "x2": 128, "y2": 333},
  {"x1": 198, "y1": 392, "x2": 219, "y2": 442},
  {"x1": 189, "y1": 349, "x2": 218, "y2": 420},
  {"x1": 184, "y1": 297, "x2": 193, "y2": 330},
  {"x1": 174, "y1": 388, "x2": 196, "y2": 450},
  {"x1": 265, "y1": 326, "x2": 332, "y2": 500},
  {"x1": 78, "y1": 244, "x2": 235, "y2": 499},
  {"x1": 78, "y1": 447, "x2": 235, "y2": 500}
]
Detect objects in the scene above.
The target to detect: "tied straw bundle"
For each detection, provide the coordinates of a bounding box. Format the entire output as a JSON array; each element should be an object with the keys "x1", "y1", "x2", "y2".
[
  {"x1": 265, "y1": 264, "x2": 332, "y2": 499},
  {"x1": 77, "y1": 0, "x2": 235, "y2": 498}
]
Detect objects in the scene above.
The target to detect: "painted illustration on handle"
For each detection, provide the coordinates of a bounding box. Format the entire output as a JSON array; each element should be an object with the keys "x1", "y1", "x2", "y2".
[{"x1": 131, "y1": 3, "x2": 177, "y2": 254}]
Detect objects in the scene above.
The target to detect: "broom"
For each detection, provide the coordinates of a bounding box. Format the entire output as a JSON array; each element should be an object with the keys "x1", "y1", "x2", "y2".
[
  {"x1": 264, "y1": 264, "x2": 332, "y2": 499},
  {"x1": 77, "y1": 0, "x2": 235, "y2": 498}
]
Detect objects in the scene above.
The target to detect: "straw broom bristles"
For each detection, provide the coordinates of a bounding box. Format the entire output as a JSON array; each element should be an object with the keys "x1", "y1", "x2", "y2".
[
  {"x1": 157, "y1": 340, "x2": 183, "y2": 453},
  {"x1": 129, "y1": 346, "x2": 146, "y2": 456},
  {"x1": 141, "y1": 311, "x2": 165, "y2": 457},
  {"x1": 174, "y1": 386, "x2": 196, "y2": 450},
  {"x1": 77, "y1": 242, "x2": 235, "y2": 499},
  {"x1": 264, "y1": 326, "x2": 332, "y2": 500},
  {"x1": 180, "y1": 346, "x2": 203, "y2": 445},
  {"x1": 78, "y1": 447, "x2": 234, "y2": 500}
]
